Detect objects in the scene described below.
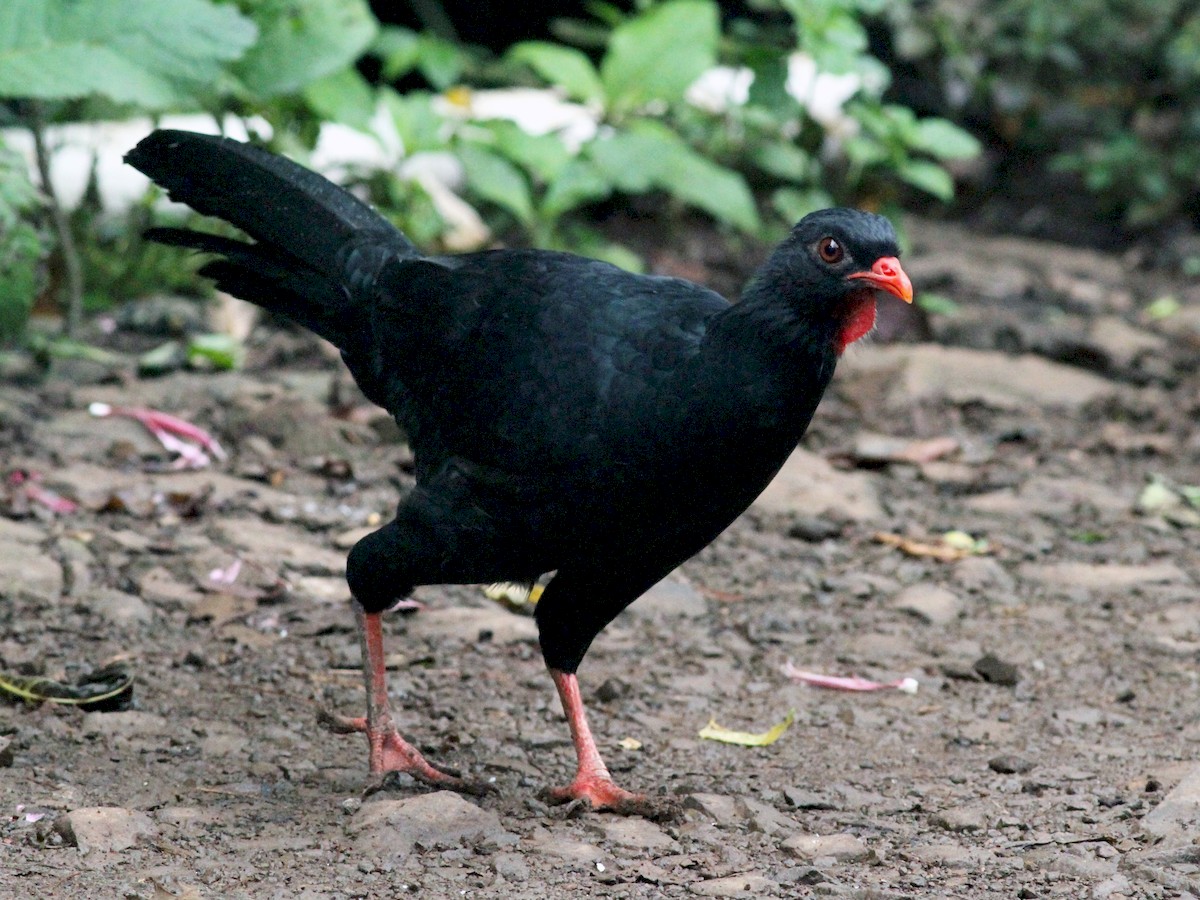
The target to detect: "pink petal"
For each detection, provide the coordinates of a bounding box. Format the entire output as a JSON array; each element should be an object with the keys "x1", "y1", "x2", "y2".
[{"x1": 782, "y1": 660, "x2": 918, "y2": 694}]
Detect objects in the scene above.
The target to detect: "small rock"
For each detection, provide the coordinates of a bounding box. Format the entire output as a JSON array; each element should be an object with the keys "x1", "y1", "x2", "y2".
[
  {"x1": 782, "y1": 833, "x2": 873, "y2": 863},
  {"x1": 82, "y1": 710, "x2": 170, "y2": 739},
  {"x1": 736, "y1": 798, "x2": 798, "y2": 835},
  {"x1": 787, "y1": 516, "x2": 843, "y2": 542},
  {"x1": 974, "y1": 654, "x2": 1020, "y2": 686},
  {"x1": 905, "y1": 843, "x2": 994, "y2": 869},
  {"x1": 55, "y1": 807, "x2": 158, "y2": 853},
  {"x1": 930, "y1": 804, "x2": 988, "y2": 833},
  {"x1": 782, "y1": 788, "x2": 836, "y2": 811},
  {"x1": 407, "y1": 606, "x2": 538, "y2": 645},
  {"x1": 1019, "y1": 561, "x2": 1188, "y2": 591},
  {"x1": 755, "y1": 448, "x2": 883, "y2": 522},
  {"x1": 1142, "y1": 763, "x2": 1200, "y2": 845},
  {"x1": 600, "y1": 818, "x2": 680, "y2": 853},
  {"x1": 629, "y1": 578, "x2": 707, "y2": 619},
  {"x1": 683, "y1": 793, "x2": 741, "y2": 827},
  {"x1": 989, "y1": 755, "x2": 1035, "y2": 775},
  {"x1": 0, "y1": 537, "x2": 63, "y2": 602},
  {"x1": 689, "y1": 873, "x2": 776, "y2": 897},
  {"x1": 0, "y1": 735, "x2": 13, "y2": 767},
  {"x1": 952, "y1": 557, "x2": 1016, "y2": 596},
  {"x1": 346, "y1": 792, "x2": 514, "y2": 859},
  {"x1": 891, "y1": 584, "x2": 962, "y2": 625},
  {"x1": 492, "y1": 851, "x2": 529, "y2": 880},
  {"x1": 92, "y1": 588, "x2": 155, "y2": 625}
]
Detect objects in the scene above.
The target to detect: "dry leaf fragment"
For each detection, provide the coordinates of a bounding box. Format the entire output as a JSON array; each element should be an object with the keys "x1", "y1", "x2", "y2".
[
  {"x1": 698, "y1": 709, "x2": 795, "y2": 746},
  {"x1": 874, "y1": 530, "x2": 989, "y2": 561}
]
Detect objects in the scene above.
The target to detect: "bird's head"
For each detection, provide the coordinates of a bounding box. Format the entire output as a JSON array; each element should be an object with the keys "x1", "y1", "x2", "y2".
[{"x1": 756, "y1": 208, "x2": 913, "y2": 355}]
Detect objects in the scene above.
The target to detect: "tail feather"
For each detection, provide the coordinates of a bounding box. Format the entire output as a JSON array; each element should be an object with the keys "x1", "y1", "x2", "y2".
[{"x1": 126, "y1": 130, "x2": 418, "y2": 350}]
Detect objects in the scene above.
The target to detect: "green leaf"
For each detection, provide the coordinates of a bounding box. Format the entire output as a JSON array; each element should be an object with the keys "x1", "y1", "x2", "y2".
[
  {"x1": 771, "y1": 186, "x2": 833, "y2": 224},
  {"x1": 187, "y1": 333, "x2": 243, "y2": 370},
  {"x1": 600, "y1": 0, "x2": 719, "y2": 110},
  {"x1": 541, "y1": 158, "x2": 613, "y2": 220},
  {"x1": 302, "y1": 68, "x2": 376, "y2": 132},
  {"x1": 382, "y1": 89, "x2": 444, "y2": 154},
  {"x1": 414, "y1": 34, "x2": 466, "y2": 90},
  {"x1": 485, "y1": 121, "x2": 572, "y2": 184},
  {"x1": 898, "y1": 159, "x2": 955, "y2": 201},
  {"x1": 235, "y1": 0, "x2": 377, "y2": 98},
  {"x1": 656, "y1": 149, "x2": 760, "y2": 234},
  {"x1": 458, "y1": 144, "x2": 535, "y2": 224},
  {"x1": 0, "y1": 0, "x2": 256, "y2": 106},
  {"x1": 912, "y1": 118, "x2": 981, "y2": 160},
  {"x1": 751, "y1": 141, "x2": 811, "y2": 182},
  {"x1": 508, "y1": 42, "x2": 603, "y2": 104},
  {"x1": 589, "y1": 122, "x2": 759, "y2": 233},
  {"x1": 374, "y1": 25, "x2": 421, "y2": 79}
]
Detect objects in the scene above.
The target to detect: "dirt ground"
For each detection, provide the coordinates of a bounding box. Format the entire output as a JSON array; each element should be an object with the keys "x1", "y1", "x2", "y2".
[{"x1": 2, "y1": 217, "x2": 1199, "y2": 899}]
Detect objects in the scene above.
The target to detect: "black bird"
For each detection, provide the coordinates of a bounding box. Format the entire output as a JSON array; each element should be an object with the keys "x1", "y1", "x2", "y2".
[{"x1": 126, "y1": 129, "x2": 912, "y2": 813}]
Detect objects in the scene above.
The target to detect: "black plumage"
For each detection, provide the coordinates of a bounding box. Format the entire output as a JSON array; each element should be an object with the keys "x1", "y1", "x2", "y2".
[{"x1": 126, "y1": 129, "x2": 912, "y2": 812}]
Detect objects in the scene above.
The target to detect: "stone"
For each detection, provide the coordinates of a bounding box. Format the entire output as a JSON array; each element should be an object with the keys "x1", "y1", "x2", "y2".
[
  {"x1": 628, "y1": 577, "x2": 708, "y2": 619},
  {"x1": 905, "y1": 843, "x2": 994, "y2": 869},
  {"x1": 754, "y1": 448, "x2": 883, "y2": 522},
  {"x1": 974, "y1": 654, "x2": 1019, "y2": 686},
  {"x1": 1142, "y1": 763, "x2": 1200, "y2": 845},
  {"x1": 843, "y1": 344, "x2": 1116, "y2": 410},
  {"x1": 1019, "y1": 562, "x2": 1189, "y2": 591},
  {"x1": 216, "y1": 518, "x2": 346, "y2": 575},
  {"x1": 600, "y1": 818, "x2": 680, "y2": 853},
  {"x1": 891, "y1": 584, "x2": 962, "y2": 625},
  {"x1": 92, "y1": 588, "x2": 155, "y2": 625},
  {"x1": 55, "y1": 807, "x2": 158, "y2": 853},
  {"x1": 689, "y1": 873, "x2": 776, "y2": 897},
  {"x1": 989, "y1": 755, "x2": 1035, "y2": 775},
  {"x1": 82, "y1": 710, "x2": 170, "y2": 739},
  {"x1": 407, "y1": 605, "x2": 538, "y2": 645},
  {"x1": 930, "y1": 804, "x2": 988, "y2": 833},
  {"x1": 1087, "y1": 315, "x2": 1168, "y2": 368},
  {"x1": 346, "y1": 792, "x2": 514, "y2": 859},
  {"x1": 0, "y1": 537, "x2": 62, "y2": 601},
  {"x1": 683, "y1": 793, "x2": 741, "y2": 827},
  {"x1": 782, "y1": 833, "x2": 873, "y2": 863}
]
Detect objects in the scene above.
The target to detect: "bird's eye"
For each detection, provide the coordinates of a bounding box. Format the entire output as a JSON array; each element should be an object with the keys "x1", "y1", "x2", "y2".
[{"x1": 817, "y1": 237, "x2": 844, "y2": 264}]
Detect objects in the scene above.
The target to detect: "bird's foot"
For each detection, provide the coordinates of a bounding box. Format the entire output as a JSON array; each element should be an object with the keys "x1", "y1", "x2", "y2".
[
  {"x1": 318, "y1": 709, "x2": 495, "y2": 797},
  {"x1": 544, "y1": 774, "x2": 661, "y2": 817}
]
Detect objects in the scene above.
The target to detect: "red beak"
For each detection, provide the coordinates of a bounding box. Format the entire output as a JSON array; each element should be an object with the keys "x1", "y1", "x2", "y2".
[{"x1": 848, "y1": 256, "x2": 913, "y2": 303}]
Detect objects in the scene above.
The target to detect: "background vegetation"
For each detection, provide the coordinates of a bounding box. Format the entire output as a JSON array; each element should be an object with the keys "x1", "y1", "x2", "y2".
[{"x1": 1, "y1": 0, "x2": 1196, "y2": 349}]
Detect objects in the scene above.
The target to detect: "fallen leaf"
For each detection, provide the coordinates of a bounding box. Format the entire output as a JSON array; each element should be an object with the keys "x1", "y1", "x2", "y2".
[
  {"x1": 875, "y1": 530, "x2": 989, "y2": 561},
  {"x1": 619, "y1": 737, "x2": 642, "y2": 751},
  {"x1": 699, "y1": 710, "x2": 794, "y2": 746}
]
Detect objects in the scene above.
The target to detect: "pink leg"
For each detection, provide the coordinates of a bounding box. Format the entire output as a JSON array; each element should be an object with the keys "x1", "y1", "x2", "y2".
[
  {"x1": 320, "y1": 600, "x2": 492, "y2": 796},
  {"x1": 547, "y1": 668, "x2": 647, "y2": 812}
]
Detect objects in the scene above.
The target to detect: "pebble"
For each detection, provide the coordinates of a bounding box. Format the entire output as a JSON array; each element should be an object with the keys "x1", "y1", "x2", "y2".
[
  {"x1": 92, "y1": 587, "x2": 155, "y2": 625},
  {"x1": 345, "y1": 792, "x2": 515, "y2": 859},
  {"x1": 600, "y1": 818, "x2": 680, "y2": 853},
  {"x1": 905, "y1": 843, "x2": 994, "y2": 869},
  {"x1": 1142, "y1": 762, "x2": 1200, "y2": 845},
  {"x1": 755, "y1": 448, "x2": 883, "y2": 522},
  {"x1": 974, "y1": 654, "x2": 1020, "y2": 686},
  {"x1": 0, "y1": 536, "x2": 63, "y2": 601},
  {"x1": 55, "y1": 807, "x2": 158, "y2": 853},
  {"x1": 989, "y1": 755, "x2": 1035, "y2": 774},
  {"x1": 929, "y1": 804, "x2": 988, "y2": 833},
  {"x1": 684, "y1": 793, "x2": 741, "y2": 827},
  {"x1": 782, "y1": 833, "x2": 873, "y2": 863},
  {"x1": 689, "y1": 873, "x2": 776, "y2": 897},
  {"x1": 891, "y1": 584, "x2": 962, "y2": 625}
]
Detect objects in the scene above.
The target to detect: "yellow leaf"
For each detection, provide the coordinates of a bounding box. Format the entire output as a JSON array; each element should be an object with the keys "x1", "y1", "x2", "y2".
[
  {"x1": 698, "y1": 709, "x2": 794, "y2": 746},
  {"x1": 619, "y1": 737, "x2": 642, "y2": 751}
]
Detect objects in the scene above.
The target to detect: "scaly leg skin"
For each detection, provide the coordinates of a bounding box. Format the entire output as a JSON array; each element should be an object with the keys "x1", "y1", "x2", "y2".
[
  {"x1": 319, "y1": 599, "x2": 493, "y2": 797},
  {"x1": 546, "y1": 669, "x2": 668, "y2": 818}
]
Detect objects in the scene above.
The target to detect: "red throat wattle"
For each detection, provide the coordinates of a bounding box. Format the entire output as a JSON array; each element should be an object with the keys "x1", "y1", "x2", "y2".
[{"x1": 835, "y1": 290, "x2": 877, "y2": 355}]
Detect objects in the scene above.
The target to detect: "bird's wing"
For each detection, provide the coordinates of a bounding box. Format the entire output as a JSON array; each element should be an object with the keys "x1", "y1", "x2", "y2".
[{"x1": 357, "y1": 249, "x2": 729, "y2": 486}]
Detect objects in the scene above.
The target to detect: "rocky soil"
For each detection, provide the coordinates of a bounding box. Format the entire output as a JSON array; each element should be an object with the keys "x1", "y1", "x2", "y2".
[{"x1": 2, "y1": 218, "x2": 1199, "y2": 898}]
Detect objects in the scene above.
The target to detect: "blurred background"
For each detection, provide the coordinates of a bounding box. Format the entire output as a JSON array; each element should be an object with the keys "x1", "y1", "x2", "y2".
[{"x1": 1, "y1": 0, "x2": 1198, "y2": 361}]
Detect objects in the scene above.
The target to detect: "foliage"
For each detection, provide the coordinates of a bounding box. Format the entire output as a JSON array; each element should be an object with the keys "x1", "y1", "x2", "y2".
[
  {"x1": 887, "y1": 0, "x2": 1200, "y2": 226},
  {"x1": 0, "y1": 140, "x2": 49, "y2": 341}
]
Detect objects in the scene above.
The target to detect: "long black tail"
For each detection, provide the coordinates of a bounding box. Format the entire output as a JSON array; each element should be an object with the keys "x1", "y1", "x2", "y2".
[{"x1": 125, "y1": 129, "x2": 416, "y2": 350}]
